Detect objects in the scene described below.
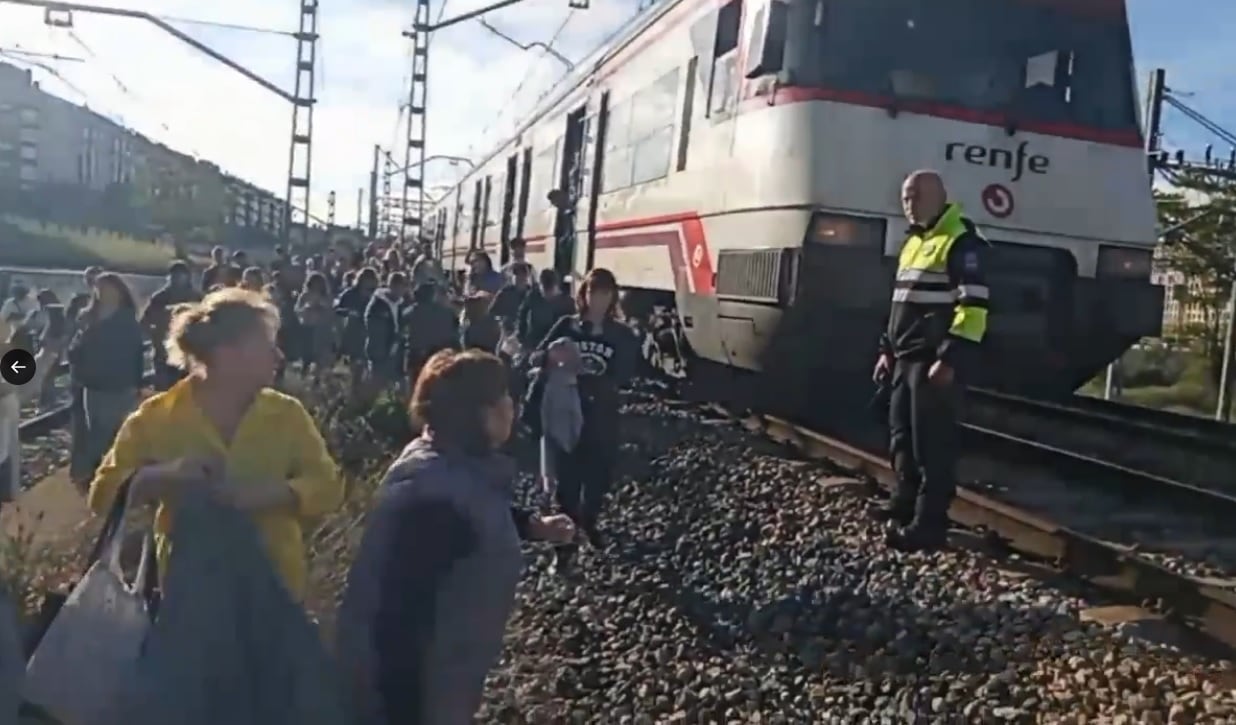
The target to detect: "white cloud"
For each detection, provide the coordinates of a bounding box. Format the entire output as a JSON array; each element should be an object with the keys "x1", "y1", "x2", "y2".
[{"x1": 0, "y1": 0, "x2": 639, "y2": 227}]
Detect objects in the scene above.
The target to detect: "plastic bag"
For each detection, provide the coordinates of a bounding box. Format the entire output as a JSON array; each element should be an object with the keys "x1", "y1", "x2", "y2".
[
  {"x1": 498, "y1": 331, "x2": 522, "y2": 359},
  {"x1": 23, "y1": 482, "x2": 153, "y2": 725}
]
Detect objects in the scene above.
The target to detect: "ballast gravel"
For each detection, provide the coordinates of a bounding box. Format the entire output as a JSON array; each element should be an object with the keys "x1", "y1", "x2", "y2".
[{"x1": 477, "y1": 392, "x2": 1236, "y2": 724}]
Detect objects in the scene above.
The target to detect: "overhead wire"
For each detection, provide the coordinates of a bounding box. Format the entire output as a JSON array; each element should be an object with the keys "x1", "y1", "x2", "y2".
[
  {"x1": 152, "y1": 14, "x2": 297, "y2": 38},
  {"x1": 1163, "y1": 93, "x2": 1236, "y2": 149},
  {"x1": 473, "y1": 8, "x2": 576, "y2": 152},
  {"x1": 65, "y1": 29, "x2": 131, "y2": 96},
  {"x1": 0, "y1": 49, "x2": 90, "y2": 101},
  {"x1": 57, "y1": 29, "x2": 177, "y2": 134},
  {"x1": 0, "y1": 47, "x2": 83, "y2": 63}
]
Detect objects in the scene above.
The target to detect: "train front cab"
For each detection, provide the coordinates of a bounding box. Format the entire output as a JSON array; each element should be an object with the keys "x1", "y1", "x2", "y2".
[{"x1": 697, "y1": 211, "x2": 1163, "y2": 424}]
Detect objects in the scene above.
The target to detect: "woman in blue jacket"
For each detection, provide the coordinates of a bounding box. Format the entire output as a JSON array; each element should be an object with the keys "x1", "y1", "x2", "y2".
[{"x1": 336, "y1": 350, "x2": 575, "y2": 725}]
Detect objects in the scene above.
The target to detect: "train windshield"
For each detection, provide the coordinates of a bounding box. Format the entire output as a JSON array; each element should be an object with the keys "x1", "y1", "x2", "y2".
[{"x1": 784, "y1": 0, "x2": 1140, "y2": 137}]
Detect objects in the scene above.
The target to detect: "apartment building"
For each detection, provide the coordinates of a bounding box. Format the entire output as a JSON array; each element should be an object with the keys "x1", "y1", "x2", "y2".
[{"x1": 0, "y1": 61, "x2": 285, "y2": 237}]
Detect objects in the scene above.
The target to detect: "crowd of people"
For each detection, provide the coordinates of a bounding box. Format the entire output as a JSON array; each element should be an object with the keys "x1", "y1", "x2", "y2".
[{"x1": 1, "y1": 233, "x2": 643, "y2": 724}]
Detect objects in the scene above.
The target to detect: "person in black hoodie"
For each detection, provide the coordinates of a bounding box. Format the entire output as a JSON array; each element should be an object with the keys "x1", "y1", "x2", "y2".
[
  {"x1": 140, "y1": 261, "x2": 201, "y2": 391},
  {"x1": 517, "y1": 268, "x2": 575, "y2": 350},
  {"x1": 529, "y1": 267, "x2": 636, "y2": 573},
  {"x1": 365, "y1": 271, "x2": 409, "y2": 389},
  {"x1": 404, "y1": 282, "x2": 458, "y2": 384},
  {"x1": 460, "y1": 293, "x2": 500, "y2": 353},
  {"x1": 66, "y1": 273, "x2": 145, "y2": 490},
  {"x1": 489, "y1": 262, "x2": 532, "y2": 345},
  {"x1": 336, "y1": 267, "x2": 379, "y2": 393}
]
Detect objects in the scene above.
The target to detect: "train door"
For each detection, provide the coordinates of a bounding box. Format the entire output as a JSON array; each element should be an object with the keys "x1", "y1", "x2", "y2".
[
  {"x1": 584, "y1": 93, "x2": 611, "y2": 272},
  {"x1": 516, "y1": 147, "x2": 532, "y2": 241},
  {"x1": 469, "y1": 179, "x2": 483, "y2": 250},
  {"x1": 499, "y1": 154, "x2": 518, "y2": 265},
  {"x1": 480, "y1": 175, "x2": 493, "y2": 248},
  {"x1": 551, "y1": 105, "x2": 587, "y2": 280}
]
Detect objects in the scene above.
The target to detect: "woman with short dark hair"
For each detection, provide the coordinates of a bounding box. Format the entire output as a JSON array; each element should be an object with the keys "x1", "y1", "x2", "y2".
[{"x1": 336, "y1": 349, "x2": 575, "y2": 725}]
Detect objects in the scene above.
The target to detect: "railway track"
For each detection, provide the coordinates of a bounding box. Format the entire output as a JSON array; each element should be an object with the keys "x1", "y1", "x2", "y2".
[
  {"x1": 1066, "y1": 390, "x2": 1234, "y2": 434},
  {"x1": 967, "y1": 388, "x2": 1236, "y2": 497},
  {"x1": 734, "y1": 408, "x2": 1236, "y2": 653},
  {"x1": 15, "y1": 357, "x2": 157, "y2": 494},
  {"x1": 663, "y1": 366, "x2": 1236, "y2": 651}
]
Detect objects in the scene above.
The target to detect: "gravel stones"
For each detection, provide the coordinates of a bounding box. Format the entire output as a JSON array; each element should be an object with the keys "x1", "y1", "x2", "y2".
[{"x1": 477, "y1": 392, "x2": 1236, "y2": 723}]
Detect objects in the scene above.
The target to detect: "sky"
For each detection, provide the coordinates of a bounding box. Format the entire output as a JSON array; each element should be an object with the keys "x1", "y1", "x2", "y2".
[{"x1": 0, "y1": 0, "x2": 1231, "y2": 228}]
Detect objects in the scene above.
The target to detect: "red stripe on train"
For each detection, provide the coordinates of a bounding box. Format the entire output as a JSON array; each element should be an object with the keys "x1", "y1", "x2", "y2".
[{"x1": 521, "y1": 212, "x2": 716, "y2": 295}]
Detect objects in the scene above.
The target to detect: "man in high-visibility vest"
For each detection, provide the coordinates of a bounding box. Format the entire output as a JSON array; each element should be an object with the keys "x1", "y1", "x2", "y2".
[{"x1": 873, "y1": 170, "x2": 991, "y2": 552}]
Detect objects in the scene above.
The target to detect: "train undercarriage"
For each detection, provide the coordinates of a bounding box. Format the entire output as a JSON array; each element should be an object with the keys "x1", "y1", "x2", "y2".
[{"x1": 621, "y1": 241, "x2": 1164, "y2": 417}]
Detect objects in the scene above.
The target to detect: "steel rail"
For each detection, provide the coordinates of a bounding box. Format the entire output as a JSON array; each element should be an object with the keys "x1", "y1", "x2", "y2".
[
  {"x1": 970, "y1": 388, "x2": 1236, "y2": 448},
  {"x1": 756, "y1": 414, "x2": 1236, "y2": 652},
  {"x1": 18, "y1": 359, "x2": 155, "y2": 440},
  {"x1": 960, "y1": 423, "x2": 1236, "y2": 512}
]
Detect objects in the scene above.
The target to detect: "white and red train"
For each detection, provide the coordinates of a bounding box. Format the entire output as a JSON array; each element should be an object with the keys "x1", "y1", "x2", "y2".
[{"x1": 427, "y1": 0, "x2": 1161, "y2": 406}]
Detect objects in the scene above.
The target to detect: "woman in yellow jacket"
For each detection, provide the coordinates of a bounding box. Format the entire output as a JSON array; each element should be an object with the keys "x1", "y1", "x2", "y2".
[{"x1": 88, "y1": 287, "x2": 343, "y2": 601}]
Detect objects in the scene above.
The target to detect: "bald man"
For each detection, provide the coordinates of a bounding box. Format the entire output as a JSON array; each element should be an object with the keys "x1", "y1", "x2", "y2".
[{"x1": 872, "y1": 170, "x2": 991, "y2": 552}]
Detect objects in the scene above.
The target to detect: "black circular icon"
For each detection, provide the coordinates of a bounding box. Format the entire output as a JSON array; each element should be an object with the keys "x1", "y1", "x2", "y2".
[{"x1": 1, "y1": 349, "x2": 35, "y2": 386}]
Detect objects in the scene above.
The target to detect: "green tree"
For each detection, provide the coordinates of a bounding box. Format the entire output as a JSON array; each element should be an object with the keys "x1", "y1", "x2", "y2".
[{"x1": 1155, "y1": 168, "x2": 1236, "y2": 384}]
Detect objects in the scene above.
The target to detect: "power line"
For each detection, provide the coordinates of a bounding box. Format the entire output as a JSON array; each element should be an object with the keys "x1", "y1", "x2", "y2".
[
  {"x1": 474, "y1": 8, "x2": 575, "y2": 151},
  {"x1": 153, "y1": 13, "x2": 296, "y2": 38},
  {"x1": 0, "y1": 49, "x2": 90, "y2": 101},
  {"x1": 1165, "y1": 95, "x2": 1236, "y2": 149},
  {"x1": 0, "y1": 47, "x2": 83, "y2": 62},
  {"x1": 55, "y1": 29, "x2": 179, "y2": 134},
  {"x1": 64, "y1": 28, "x2": 132, "y2": 96},
  {"x1": 1167, "y1": 98, "x2": 1236, "y2": 147},
  {"x1": 434, "y1": 0, "x2": 452, "y2": 27}
]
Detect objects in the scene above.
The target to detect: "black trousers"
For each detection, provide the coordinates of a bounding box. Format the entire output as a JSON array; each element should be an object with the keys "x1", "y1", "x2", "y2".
[
  {"x1": 887, "y1": 358, "x2": 959, "y2": 533},
  {"x1": 549, "y1": 434, "x2": 616, "y2": 532}
]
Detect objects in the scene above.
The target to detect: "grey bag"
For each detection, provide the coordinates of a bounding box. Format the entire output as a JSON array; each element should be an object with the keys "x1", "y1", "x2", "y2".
[
  {"x1": 23, "y1": 484, "x2": 153, "y2": 725},
  {"x1": 106, "y1": 487, "x2": 357, "y2": 725}
]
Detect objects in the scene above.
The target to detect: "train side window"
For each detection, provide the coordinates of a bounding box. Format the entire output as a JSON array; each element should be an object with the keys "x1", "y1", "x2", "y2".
[
  {"x1": 709, "y1": 0, "x2": 742, "y2": 118},
  {"x1": 602, "y1": 70, "x2": 679, "y2": 191},
  {"x1": 602, "y1": 101, "x2": 633, "y2": 192},
  {"x1": 677, "y1": 56, "x2": 698, "y2": 172},
  {"x1": 630, "y1": 68, "x2": 679, "y2": 185}
]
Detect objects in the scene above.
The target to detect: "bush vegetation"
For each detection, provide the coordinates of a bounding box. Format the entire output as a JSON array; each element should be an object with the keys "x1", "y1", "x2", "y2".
[
  {"x1": 1081, "y1": 341, "x2": 1233, "y2": 418},
  {"x1": 0, "y1": 216, "x2": 201, "y2": 275}
]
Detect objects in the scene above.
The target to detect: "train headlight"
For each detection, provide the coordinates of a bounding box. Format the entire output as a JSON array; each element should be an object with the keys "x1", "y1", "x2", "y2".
[
  {"x1": 1096, "y1": 246, "x2": 1153, "y2": 280},
  {"x1": 806, "y1": 213, "x2": 886, "y2": 249}
]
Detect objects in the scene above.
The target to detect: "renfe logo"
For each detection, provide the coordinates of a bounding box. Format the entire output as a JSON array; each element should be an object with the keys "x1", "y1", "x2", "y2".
[{"x1": 944, "y1": 141, "x2": 1050, "y2": 182}]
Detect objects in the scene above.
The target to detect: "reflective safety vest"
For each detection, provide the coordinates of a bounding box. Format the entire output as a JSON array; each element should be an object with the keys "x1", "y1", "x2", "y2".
[{"x1": 893, "y1": 203, "x2": 990, "y2": 344}]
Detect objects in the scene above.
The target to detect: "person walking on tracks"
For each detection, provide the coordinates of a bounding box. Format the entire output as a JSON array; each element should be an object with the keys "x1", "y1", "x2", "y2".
[{"x1": 873, "y1": 170, "x2": 991, "y2": 552}]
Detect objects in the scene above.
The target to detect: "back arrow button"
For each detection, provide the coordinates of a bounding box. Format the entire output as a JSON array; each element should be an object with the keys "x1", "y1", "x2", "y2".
[{"x1": 1, "y1": 349, "x2": 36, "y2": 386}]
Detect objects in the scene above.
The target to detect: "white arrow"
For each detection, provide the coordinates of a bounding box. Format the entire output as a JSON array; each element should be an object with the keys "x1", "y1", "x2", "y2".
[{"x1": 10, "y1": 363, "x2": 23, "y2": 373}]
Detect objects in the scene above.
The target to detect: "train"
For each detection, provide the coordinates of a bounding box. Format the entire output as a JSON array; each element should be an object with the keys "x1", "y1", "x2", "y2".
[{"x1": 425, "y1": 0, "x2": 1162, "y2": 414}]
